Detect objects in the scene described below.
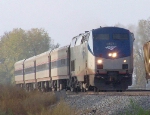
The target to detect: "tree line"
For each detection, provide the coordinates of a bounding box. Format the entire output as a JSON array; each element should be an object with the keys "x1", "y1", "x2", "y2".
[
  {"x1": 0, "y1": 28, "x2": 59, "y2": 84},
  {"x1": 116, "y1": 18, "x2": 150, "y2": 88},
  {"x1": 134, "y1": 18, "x2": 150, "y2": 88}
]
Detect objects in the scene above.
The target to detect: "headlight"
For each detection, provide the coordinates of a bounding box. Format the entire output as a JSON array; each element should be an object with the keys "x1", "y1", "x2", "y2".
[
  {"x1": 97, "y1": 59, "x2": 102, "y2": 64},
  {"x1": 124, "y1": 60, "x2": 127, "y2": 63},
  {"x1": 108, "y1": 52, "x2": 117, "y2": 58},
  {"x1": 112, "y1": 52, "x2": 117, "y2": 58},
  {"x1": 108, "y1": 53, "x2": 112, "y2": 57},
  {"x1": 149, "y1": 59, "x2": 150, "y2": 64}
]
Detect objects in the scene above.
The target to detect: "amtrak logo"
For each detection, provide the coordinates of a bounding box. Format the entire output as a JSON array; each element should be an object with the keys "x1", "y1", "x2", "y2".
[{"x1": 105, "y1": 46, "x2": 116, "y2": 50}]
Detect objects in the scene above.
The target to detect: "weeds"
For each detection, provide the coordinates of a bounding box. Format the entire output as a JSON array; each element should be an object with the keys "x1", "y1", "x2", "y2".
[
  {"x1": 49, "y1": 100, "x2": 76, "y2": 115},
  {"x1": 122, "y1": 99, "x2": 150, "y2": 115},
  {"x1": 0, "y1": 85, "x2": 75, "y2": 115}
]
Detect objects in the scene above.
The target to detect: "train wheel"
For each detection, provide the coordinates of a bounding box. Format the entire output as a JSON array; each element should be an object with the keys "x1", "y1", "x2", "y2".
[
  {"x1": 78, "y1": 82, "x2": 83, "y2": 92},
  {"x1": 70, "y1": 87, "x2": 75, "y2": 92},
  {"x1": 94, "y1": 86, "x2": 97, "y2": 92}
]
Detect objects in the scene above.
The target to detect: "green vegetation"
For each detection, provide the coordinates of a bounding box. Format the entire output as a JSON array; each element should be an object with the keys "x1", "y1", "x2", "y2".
[
  {"x1": 133, "y1": 18, "x2": 150, "y2": 88},
  {"x1": 0, "y1": 85, "x2": 75, "y2": 115},
  {"x1": 122, "y1": 100, "x2": 150, "y2": 115},
  {"x1": 0, "y1": 28, "x2": 59, "y2": 84}
]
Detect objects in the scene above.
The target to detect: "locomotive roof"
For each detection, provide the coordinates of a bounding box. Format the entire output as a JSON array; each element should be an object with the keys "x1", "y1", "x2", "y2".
[
  {"x1": 71, "y1": 26, "x2": 131, "y2": 41},
  {"x1": 92, "y1": 26, "x2": 130, "y2": 33}
]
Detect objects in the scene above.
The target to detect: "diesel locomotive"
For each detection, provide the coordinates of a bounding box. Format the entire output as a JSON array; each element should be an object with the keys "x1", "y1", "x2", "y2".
[{"x1": 14, "y1": 27, "x2": 134, "y2": 91}]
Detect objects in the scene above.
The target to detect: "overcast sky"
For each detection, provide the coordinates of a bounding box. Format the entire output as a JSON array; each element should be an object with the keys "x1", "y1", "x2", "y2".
[{"x1": 0, "y1": 0, "x2": 150, "y2": 46}]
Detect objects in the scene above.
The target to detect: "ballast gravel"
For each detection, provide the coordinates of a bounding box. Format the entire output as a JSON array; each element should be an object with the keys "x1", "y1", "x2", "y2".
[{"x1": 65, "y1": 95, "x2": 150, "y2": 115}]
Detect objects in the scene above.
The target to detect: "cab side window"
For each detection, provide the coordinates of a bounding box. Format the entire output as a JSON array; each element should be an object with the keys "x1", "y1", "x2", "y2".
[{"x1": 71, "y1": 38, "x2": 77, "y2": 47}]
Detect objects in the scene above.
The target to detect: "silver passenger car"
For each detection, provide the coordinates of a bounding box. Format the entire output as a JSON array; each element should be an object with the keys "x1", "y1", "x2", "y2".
[{"x1": 14, "y1": 59, "x2": 25, "y2": 87}]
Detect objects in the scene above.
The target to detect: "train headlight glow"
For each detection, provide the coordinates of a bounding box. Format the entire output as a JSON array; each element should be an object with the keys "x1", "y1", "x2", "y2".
[
  {"x1": 124, "y1": 60, "x2": 127, "y2": 63},
  {"x1": 149, "y1": 59, "x2": 150, "y2": 64},
  {"x1": 112, "y1": 52, "x2": 117, "y2": 58},
  {"x1": 97, "y1": 59, "x2": 102, "y2": 64},
  {"x1": 108, "y1": 53, "x2": 112, "y2": 57}
]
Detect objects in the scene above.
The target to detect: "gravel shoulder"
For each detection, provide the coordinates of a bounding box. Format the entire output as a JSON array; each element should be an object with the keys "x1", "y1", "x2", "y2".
[{"x1": 65, "y1": 94, "x2": 150, "y2": 115}]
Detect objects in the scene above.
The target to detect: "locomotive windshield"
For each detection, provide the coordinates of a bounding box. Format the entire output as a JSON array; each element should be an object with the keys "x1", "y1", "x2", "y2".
[
  {"x1": 113, "y1": 34, "x2": 128, "y2": 40},
  {"x1": 94, "y1": 34, "x2": 109, "y2": 40},
  {"x1": 91, "y1": 27, "x2": 131, "y2": 58}
]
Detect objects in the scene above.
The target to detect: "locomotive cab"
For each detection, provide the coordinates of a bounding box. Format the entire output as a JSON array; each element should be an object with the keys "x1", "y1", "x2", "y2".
[{"x1": 87, "y1": 27, "x2": 134, "y2": 91}]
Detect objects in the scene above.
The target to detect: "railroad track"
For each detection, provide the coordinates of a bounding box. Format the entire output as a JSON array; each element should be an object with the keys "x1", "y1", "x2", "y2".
[{"x1": 66, "y1": 90, "x2": 150, "y2": 96}]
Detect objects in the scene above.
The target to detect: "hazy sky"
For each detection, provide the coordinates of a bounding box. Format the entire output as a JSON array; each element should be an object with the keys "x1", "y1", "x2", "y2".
[{"x1": 0, "y1": 0, "x2": 150, "y2": 46}]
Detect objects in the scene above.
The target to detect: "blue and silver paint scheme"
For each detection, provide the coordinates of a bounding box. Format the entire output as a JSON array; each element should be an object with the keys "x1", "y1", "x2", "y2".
[
  {"x1": 87, "y1": 27, "x2": 134, "y2": 90},
  {"x1": 88, "y1": 27, "x2": 134, "y2": 73}
]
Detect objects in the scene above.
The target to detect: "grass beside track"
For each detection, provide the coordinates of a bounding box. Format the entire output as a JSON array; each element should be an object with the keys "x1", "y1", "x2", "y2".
[
  {"x1": 0, "y1": 85, "x2": 75, "y2": 115},
  {"x1": 1, "y1": 85, "x2": 149, "y2": 115},
  {"x1": 122, "y1": 100, "x2": 150, "y2": 115}
]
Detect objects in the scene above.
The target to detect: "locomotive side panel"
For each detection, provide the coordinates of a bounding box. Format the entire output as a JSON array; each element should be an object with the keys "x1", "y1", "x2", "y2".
[
  {"x1": 87, "y1": 31, "x2": 95, "y2": 75},
  {"x1": 87, "y1": 32, "x2": 96, "y2": 86},
  {"x1": 87, "y1": 50, "x2": 95, "y2": 86},
  {"x1": 70, "y1": 36, "x2": 88, "y2": 82}
]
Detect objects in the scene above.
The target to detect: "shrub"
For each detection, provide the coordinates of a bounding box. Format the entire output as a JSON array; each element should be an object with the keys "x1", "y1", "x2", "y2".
[
  {"x1": 0, "y1": 85, "x2": 75, "y2": 115},
  {"x1": 49, "y1": 100, "x2": 76, "y2": 115},
  {"x1": 0, "y1": 85, "x2": 27, "y2": 115},
  {"x1": 24, "y1": 91, "x2": 57, "y2": 114},
  {"x1": 122, "y1": 100, "x2": 150, "y2": 115}
]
